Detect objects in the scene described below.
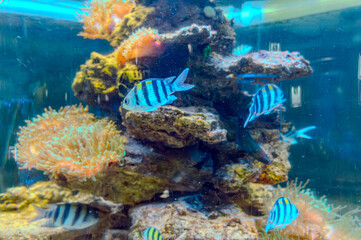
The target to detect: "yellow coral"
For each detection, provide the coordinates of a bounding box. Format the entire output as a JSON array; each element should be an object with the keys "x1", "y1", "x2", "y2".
[
  {"x1": 78, "y1": 0, "x2": 136, "y2": 39},
  {"x1": 115, "y1": 27, "x2": 164, "y2": 67},
  {"x1": 261, "y1": 179, "x2": 361, "y2": 240},
  {"x1": 15, "y1": 105, "x2": 127, "y2": 181}
]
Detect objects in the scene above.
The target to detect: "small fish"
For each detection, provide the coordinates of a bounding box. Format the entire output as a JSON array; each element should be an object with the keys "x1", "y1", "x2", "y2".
[
  {"x1": 236, "y1": 126, "x2": 271, "y2": 165},
  {"x1": 122, "y1": 68, "x2": 194, "y2": 112},
  {"x1": 244, "y1": 84, "x2": 286, "y2": 128},
  {"x1": 236, "y1": 73, "x2": 282, "y2": 84},
  {"x1": 160, "y1": 189, "x2": 170, "y2": 198},
  {"x1": 31, "y1": 203, "x2": 99, "y2": 230},
  {"x1": 265, "y1": 197, "x2": 299, "y2": 233},
  {"x1": 232, "y1": 44, "x2": 253, "y2": 55},
  {"x1": 281, "y1": 126, "x2": 316, "y2": 144},
  {"x1": 142, "y1": 227, "x2": 164, "y2": 240},
  {"x1": 17, "y1": 167, "x2": 49, "y2": 186},
  {"x1": 187, "y1": 44, "x2": 192, "y2": 54}
]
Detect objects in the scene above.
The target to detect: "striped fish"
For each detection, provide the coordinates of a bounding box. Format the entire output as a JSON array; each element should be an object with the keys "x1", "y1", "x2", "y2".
[
  {"x1": 122, "y1": 68, "x2": 194, "y2": 112},
  {"x1": 244, "y1": 84, "x2": 286, "y2": 128},
  {"x1": 31, "y1": 203, "x2": 99, "y2": 230},
  {"x1": 265, "y1": 197, "x2": 299, "y2": 233},
  {"x1": 142, "y1": 227, "x2": 164, "y2": 240}
]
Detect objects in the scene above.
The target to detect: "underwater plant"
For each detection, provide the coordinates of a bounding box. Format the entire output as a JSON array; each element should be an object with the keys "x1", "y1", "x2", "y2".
[
  {"x1": 15, "y1": 105, "x2": 127, "y2": 181},
  {"x1": 261, "y1": 179, "x2": 361, "y2": 240},
  {"x1": 115, "y1": 27, "x2": 164, "y2": 67},
  {"x1": 77, "y1": 0, "x2": 136, "y2": 40}
]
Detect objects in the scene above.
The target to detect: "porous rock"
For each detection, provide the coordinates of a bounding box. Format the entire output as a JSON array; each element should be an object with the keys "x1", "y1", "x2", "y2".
[
  {"x1": 206, "y1": 50, "x2": 313, "y2": 84},
  {"x1": 129, "y1": 199, "x2": 258, "y2": 240},
  {"x1": 122, "y1": 106, "x2": 227, "y2": 148}
]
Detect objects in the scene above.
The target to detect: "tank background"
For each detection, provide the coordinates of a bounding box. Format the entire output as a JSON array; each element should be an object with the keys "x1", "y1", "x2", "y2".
[{"x1": 0, "y1": 13, "x2": 114, "y2": 191}]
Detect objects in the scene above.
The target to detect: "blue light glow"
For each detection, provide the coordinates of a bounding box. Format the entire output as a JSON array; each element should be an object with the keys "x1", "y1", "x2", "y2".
[
  {"x1": 223, "y1": 1, "x2": 265, "y2": 27},
  {"x1": 0, "y1": 0, "x2": 85, "y2": 21}
]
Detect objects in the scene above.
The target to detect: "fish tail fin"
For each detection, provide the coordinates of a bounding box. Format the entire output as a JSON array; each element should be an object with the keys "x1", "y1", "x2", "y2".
[
  {"x1": 29, "y1": 204, "x2": 46, "y2": 222},
  {"x1": 237, "y1": 127, "x2": 271, "y2": 165},
  {"x1": 243, "y1": 112, "x2": 253, "y2": 128},
  {"x1": 172, "y1": 68, "x2": 194, "y2": 92},
  {"x1": 297, "y1": 126, "x2": 316, "y2": 139}
]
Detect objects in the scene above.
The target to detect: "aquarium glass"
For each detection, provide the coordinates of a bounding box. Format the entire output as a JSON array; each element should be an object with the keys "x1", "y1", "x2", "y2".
[{"x1": 0, "y1": 0, "x2": 360, "y2": 239}]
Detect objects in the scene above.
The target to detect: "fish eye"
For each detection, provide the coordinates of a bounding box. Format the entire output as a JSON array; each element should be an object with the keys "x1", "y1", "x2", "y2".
[{"x1": 124, "y1": 99, "x2": 129, "y2": 105}]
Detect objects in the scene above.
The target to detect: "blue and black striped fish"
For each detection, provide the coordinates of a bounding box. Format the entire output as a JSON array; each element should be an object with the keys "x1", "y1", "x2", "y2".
[
  {"x1": 31, "y1": 203, "x2": 99, "y2": 230},
  {"x1": 122, "y1": 68, "x2": 194, "y2": 112},
  {"x1": 265, "y1": 197, "x2": 299, "y2": 233},
  {"x1": 244, "y1": 84, "x2": 286, "y2": 127},
  {"x1": 142, "y1": 227, "x2": 164, "y2": 240}
]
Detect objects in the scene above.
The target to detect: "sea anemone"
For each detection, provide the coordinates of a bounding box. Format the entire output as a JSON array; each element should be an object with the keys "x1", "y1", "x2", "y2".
[
  {"x1": 15, "y1": 105, "x2": 127, "y2": 181},
  {"x1": 77, "y1": 0, "x2": 136, "y2": 39},
  {"x1": 115, "y1": 27, "x2": 164, "y2": 67},
  {"x1": 260, "y1": 179, "x2": 361, "y2": 240}
]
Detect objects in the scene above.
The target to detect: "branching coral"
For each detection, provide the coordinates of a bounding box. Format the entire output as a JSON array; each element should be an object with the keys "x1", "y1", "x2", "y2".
[
  {"x1": 115, "y1": 27, "x2": 164, "y2": 67},
  {"x1": 15, "y1": 105, "x2": 127, "y2": 181},
  {"x1": 77, "y1": 0, "x2": 136, "y2": 39},
  {"x1": 260, "y1": 179, "x2": 361, "y2": 240}
]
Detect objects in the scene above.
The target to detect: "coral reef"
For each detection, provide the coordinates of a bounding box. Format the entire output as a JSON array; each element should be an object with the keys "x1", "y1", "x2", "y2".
[
  {"x1": 122, "y1": 106, "x2": 227, "y2": 148},
  {"x1": 74, "y1": 24, "x2": 215, "y2": 108},
  {"x1": 77, "y1": 0, "x2": 136, "y2": 40},
  {"x1": 109, "y1": 5, "x2": 155, "y2": 47},
  {"x1": 206, "y1": 51, "x2": 313, "y2": 84},
  {"x1": 129, "y1": 199, "x2": 258, "y2": 239},
  {"x1": 15, "y1": 105, "x2": 127, "y2": 181},
  {"x1": 115, "y1": 27, "x2": 164, "y2": 67},
  {"x1": 260, "y1": 179, "x2": 361, "y2": 240},
  {"x1": 0, "y1": 181, "x2": 127, "y2": 240}
]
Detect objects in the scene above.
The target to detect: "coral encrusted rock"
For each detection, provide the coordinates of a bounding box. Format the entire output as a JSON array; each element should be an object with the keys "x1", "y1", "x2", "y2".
[
  {"x1": 72, "y1": 52, "x2": 121, "y2": 105},
  {"x1": 206, "y1": 50, "x2": 313, "y2": 84},
  {"x1": 214, "y1": 125, "x2": 291, "y2": 194},
  {"x1": 56, "y1": 138, "x2": 213, "y2": 204},
  {"x1": 122, "y1": 106, "x2": 227, "y2": 148},
  {"x1": 129, "y1": 199, "x2": 258, "y2": 240}
]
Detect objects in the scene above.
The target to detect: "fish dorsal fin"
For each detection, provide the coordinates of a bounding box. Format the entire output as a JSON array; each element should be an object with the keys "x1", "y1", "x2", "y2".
[{"x1": 164, "y1": 76, "x2": 176, "y2": 84}]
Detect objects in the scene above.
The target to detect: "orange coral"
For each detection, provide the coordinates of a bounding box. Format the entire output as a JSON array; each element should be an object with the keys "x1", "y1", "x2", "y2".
[
  {"x1": 15, "y1": 105, "x2": 127, "y2": 181},
  {"x1": 77, "y1": 0, "x2": 135, "y2": 39},
  {"x1": 261, "y1": 179, "x2": 361, "y2": 240},
  {"x1": 115, "y1": 27, "x2": 164, "y2": 67}
]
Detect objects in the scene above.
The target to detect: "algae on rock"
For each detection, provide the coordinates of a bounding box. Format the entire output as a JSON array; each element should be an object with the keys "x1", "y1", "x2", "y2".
[
  {"x1": 0, "y1": 181, "x2": 73, "y2": 211},
  {"x1": 72, "y1": 52, "x2": 121, "y2": 105}
]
